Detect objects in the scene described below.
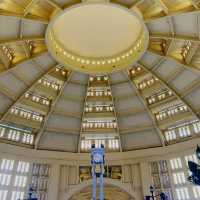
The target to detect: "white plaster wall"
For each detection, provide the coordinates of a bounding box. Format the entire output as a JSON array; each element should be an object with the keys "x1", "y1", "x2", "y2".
[{"x1": 0, "y1": 137, "x2": 199, "y2": 199}]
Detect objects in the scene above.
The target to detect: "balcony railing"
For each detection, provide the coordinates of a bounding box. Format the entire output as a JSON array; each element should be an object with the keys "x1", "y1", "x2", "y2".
[
  {"x1": 147, "y1": 89, "x2": 173, "y2": 105},
  {"x1": 24, "y1": 92, "x2": 50, "y2": 106},
  {"x1": 81, "y1": 139, "x2": 119, "y2": 152},
  {"x1": 38, "y1": 78, "x2": 61, "y2": 91},
  {"x1": 155, "y1": 104, "x2": 188, "y2": 121},
  {"x1": 138, "y1": 77, "x2": 159, "y2": 90},
  {"x1": 0, "y1": 124, "x2": 34, "y2": 145},
  {"x1": 164, "y1": 120, "x2": 200, "y2": 143},
  {"x1": 10, "y1": 107, "x2": 44, "y2": 122},
  {"x1": 82, "y1": 121, "x2": 117, "y2": 130}
]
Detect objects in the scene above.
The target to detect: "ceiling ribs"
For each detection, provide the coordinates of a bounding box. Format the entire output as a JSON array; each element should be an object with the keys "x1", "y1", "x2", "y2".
[
  {"x1": 138, "y1": 1, "x2": 200, "y2": 22},
  {"x1": 138, "y1": 61, "x2": 200, "y2": 120},
  {"x1": 77, "y1": 75, "x2": 89, "y2": 153},
  {"x1": 167, "y1": 16, "x2": 175, "y2": 37},
  {"x1": 191, "y1": 0, "x2": 199, "y2": 9},
  {"x1": 24, "y1": 0, "x2": 61, "y2": 16},
  {"x1": 0, "y1": 0, "x2": 199, "y2": 23},
  {"x1": 0, "y1": 0, "x2": 62, "y2": 23},
  {"x1": 0, "y1": 64, "x2": 56, "y2": 122},
  {"x1": 78, "y1": 75, "x2": 121, "y2": 153},
  {"x1": 132, "y1": 0, "x2": 145, "y2": 6},
  {"x1": 24, "y1": 0, "x2": 41, "y2": 17},
  {"x1": 148, "y1": 13, "x2": 200, "y2": 73},
  {"x1": 155, "y1": 0, "x2": 169, "y2": 15},
  {"x1": 0, "y1": 0, "x2": 199, "y2": 152},
  {"x1": 34, "y1": 71, "x2": 73, "y2": 149},
  {"x1": 124, "y1": 71, "x2": 165, "y2": 146},
  {"x1": 111, "y1": 0, "x2": 144, "y2": 8},
  {"x1": 45, "y1": 0, "x2": 62, "y2": 9},
  {"x1": 108, "y1": 74, "x2": 122, "y2": 152},
  {"x1": 0, "y1": 37, "x2": 45, "y2": 74},
  {"x1": 0, "y1": 51, "x2": 47, "y2": 76}
]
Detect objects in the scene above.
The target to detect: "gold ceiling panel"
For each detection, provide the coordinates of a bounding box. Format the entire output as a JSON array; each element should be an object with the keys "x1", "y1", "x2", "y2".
[
  {"x1": 62, "y1": 0, "x2": 82, "y2": 9},
  {"x1": 7, "y1": 43, "x2": 27, "y2": 64},
  {"x1": 0, "y1": 44, "x2": 26, "y2": 66},
  {"x1": 136, "y1": 0, "x2": 196, "y2": 20},
  {"x1": 0, "y1": 62, "x2": 5, "y2": 73},
  {"x1": 0, "y1": 39, "x2": 46, "y2": 70},
  {"x1": 150, "y1": 34, "x2": 200, "y2": 45},
  {"x1": 1, "y1": 66, "x2": 71, "y2": 140},
  {"x1": 136, "y1": 0, "x2": 166, "y2": 20},
  {"x1": 0, "y1": 0, "x2": 31, "y2": 15},
  {"x1": 30, "y1": 40, "x2": 47, "y2": 54},
  {"x1": 0, "y1": 0, "x2": 61, "y2": 22},
  {"x1": 25, "y1": 0, "x2": 61, "y2": 21},
  {"x1": 0, "y1": 37, "x2": 44, "y2": 46},
  {"x1": 162, "y1": 0, "x2": 194, "y2": 12},
  {"x1": 128, "y1": 64, "x2": 199, "y2": 145},
  {"x1": 149, "y1": 37, "x2": 200, "y2": 71},
  {"x1": 48, "y1": 66, "x2": 69, "y2": 81},
  {"x1": 195, "y1": 0, "x2": 200, "y2": 8},
  {"x1": 167, "y1": 41, "x2": 190, "y2": 62},
  {"x1": 148, "y1": 38, "x2": 166, "y2": 53}
]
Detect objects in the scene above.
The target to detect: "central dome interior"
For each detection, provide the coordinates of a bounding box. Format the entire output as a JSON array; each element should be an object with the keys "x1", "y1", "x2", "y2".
[
  {"x1": 0, "y1": 0, "x2": 200, "y2": 199},
  {"x1": 52, "y1": 4, "x2": 142, "y2": 57},
  {"x1": 46, "y1": 3, "x2": 149, "y2": 74}
]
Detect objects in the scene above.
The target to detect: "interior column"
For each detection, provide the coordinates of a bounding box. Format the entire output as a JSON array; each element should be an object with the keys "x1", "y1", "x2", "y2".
[
  {"x1": 140, "y1": 161, "x2": 152, "y2": 198},
  {"x1": 48, "y1": 164, "x2": 60, "y2": 200}
]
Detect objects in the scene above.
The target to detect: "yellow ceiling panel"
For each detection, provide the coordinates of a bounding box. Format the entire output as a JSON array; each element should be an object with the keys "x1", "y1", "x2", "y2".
[
  {"x1": 6, "y1": 43, "x2": 27, "y2": 64},
  {"x1": 149, "y1": 38, "x2": 166, "y2": 54},
  {"x1": 25, "y1": 0, "x2": 60, "y2": 21},
  {"x1": 30, "y1": 40, "x2": 47, "y2": 54},
  {"x1": 137, "y1": 0, "x2": 166, "y2": 19},
  {"x1": 167, "y1": 41, "x2": 191, "y2": 62},
  {"x1": 0, "y1": 0, "x2": 31, "y2": 15},
  {"x1": 162, "y1": 0, "x2": 194, "y2": 12}
]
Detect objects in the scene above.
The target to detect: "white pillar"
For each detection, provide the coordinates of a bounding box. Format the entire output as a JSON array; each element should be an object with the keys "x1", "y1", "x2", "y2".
[
  {"x1": 131, "y1": 164, "x2": 143, "y2": 200},
  {"x1": 48, "y1": 164, "x2": 60, "y2": 200},
  {"x1": 140, "y1": 162, "x2": 152, "y2": 197}
]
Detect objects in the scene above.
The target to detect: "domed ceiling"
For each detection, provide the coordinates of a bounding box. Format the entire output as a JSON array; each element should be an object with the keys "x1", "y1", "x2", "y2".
[{"x1": 0, "y1": 0, "x2": 200, "y2": 153}]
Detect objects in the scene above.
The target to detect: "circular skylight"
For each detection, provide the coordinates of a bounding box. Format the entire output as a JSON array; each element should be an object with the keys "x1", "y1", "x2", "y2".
[{"x1": 46, "y1": 2, "x2": 149, "y2": 74}]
